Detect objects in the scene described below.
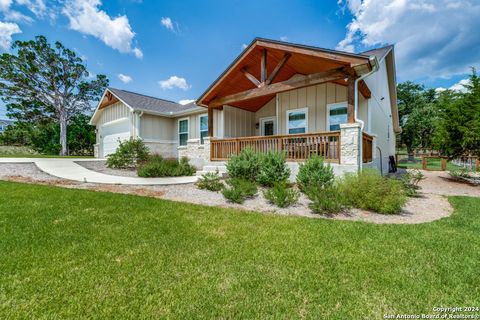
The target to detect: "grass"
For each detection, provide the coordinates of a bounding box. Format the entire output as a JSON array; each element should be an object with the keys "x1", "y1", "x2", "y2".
[
  {"x1": 1, "y1": 181, "x2": 479, "y2": 318},
  {"x1": 397, "y1": 156, "x2": 462, "y2": 171},
  {"x1": 0, "y1": 146, "x2": 93, "y2": 158}
]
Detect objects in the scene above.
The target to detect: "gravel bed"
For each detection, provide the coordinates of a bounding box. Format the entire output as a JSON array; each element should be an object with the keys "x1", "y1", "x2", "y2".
[
  {"x1": 0, "y1": 163, "x2": 60, "y2": 181},
  {"x1": 1, "y1": 163, "x2": 471, "y2": 224},
  {"x1": 76, "y1": 160, "x2": 138, "y2": 177}
]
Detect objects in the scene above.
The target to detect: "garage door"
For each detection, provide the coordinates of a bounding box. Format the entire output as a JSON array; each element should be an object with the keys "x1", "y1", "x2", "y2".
[{"x1": 101, "y1": 119, "x2": 131, "y2": 158}]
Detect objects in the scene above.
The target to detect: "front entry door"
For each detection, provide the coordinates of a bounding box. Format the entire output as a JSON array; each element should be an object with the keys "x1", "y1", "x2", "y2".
[{"x1": 260, "y1": 118, "x2": 275, "y2": 136}]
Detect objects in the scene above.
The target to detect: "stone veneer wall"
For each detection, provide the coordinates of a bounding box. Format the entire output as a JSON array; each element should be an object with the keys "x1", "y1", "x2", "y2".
[
  {"x1": 144, "y1": 141, "x2": 177, "y2": 159},
  {"x1": 177, "y1": 137, "x2": 211, "y2": 169}
]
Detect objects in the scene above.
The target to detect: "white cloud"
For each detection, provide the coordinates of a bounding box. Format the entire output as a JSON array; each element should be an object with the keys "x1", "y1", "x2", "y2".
[
  {"x1": 63, "y1": 0, "x2": 142, "y2": 59},
  {"x1": 337, "y1": 0, "x2": 480, "y2": 80},
  {"x1": 118, "y1": 73, "x2": 132, "y2": 84},
  {"x1": 241, "y1": 43, "x2": 247, "y2": 50},
  {"x1": 15, "y1": 0, "x2": 46, "y2": 17},
  {"x1": 280, "y1": 36, "x2": 288, "y2": 42},
  {"x1": 0, "y1": 0, "x2": 12, "y2": 12},
  {"x1": 4, "y1": 10, "x2": 33, "y2": 23},
  {"x1": 0, "y1": 21, "x2": 21, "y2": 50},
  {"x1": 178, "y1": 99, "x2": 195, "y2": 105},
  {"x1": 160, "y1": 17, "x2": 173, "y2": 30},
  {"x1": 158, "y1": 76, "x2": 190, "y2": 90},
  {"x1": 161, "y1": 16, "x2": 179, "y2": 33}
]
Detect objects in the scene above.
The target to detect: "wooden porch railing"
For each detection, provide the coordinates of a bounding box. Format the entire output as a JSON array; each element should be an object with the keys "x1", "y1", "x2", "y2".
[
  {"x1": 362, "y1": 132, "x2": 373, "y2": 163},
  {"x1": 210, "y1": 131, "x2": 341, "y2": 162}
]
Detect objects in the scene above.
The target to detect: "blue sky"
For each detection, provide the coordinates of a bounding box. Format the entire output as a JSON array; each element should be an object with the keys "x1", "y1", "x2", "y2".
[{"x1": 0, "y1": 0, "x2": 479, "y2": 119}]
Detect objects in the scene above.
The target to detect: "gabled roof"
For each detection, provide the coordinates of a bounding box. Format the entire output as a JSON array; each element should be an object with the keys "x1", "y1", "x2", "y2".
[
  {"x1": 362, "y1": 45, "x2": 394, "y2": 62},
  {"x1": 90, "y1": 88, "x2": 203, "y2": 124},
  {"x1": 197, "y1": 37, "x2": 375, "y2": 111},
  {"x1": 108, "y1": 88, "x2": 198, "y2": 114}
]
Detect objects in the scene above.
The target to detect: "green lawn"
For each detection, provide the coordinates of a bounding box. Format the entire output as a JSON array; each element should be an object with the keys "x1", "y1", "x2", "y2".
[
  {"x1": 1, "y1": 181, "x2": 479, "y2": 319},
  {"x1": 397, "y1": 157, "x2": 462, "y2": 171},
  {"x1": 0, "y1": 146, "x2": 93, "y2": 158}
]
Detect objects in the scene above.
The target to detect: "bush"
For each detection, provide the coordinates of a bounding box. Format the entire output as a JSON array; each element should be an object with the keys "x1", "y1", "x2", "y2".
[
  {"x1": 296, "y1": 155, "x2": 335, "y2": 191},
  {"x1": 106, "y1": 138, "x2": 149, "y2": 169},
  {"x1": 306, "y1": 184, "x2": 349, "y2": 214},
  {"x1": 196, "y1": 170, "x2": 224, "y2": 192},
  {"x1": 400, "y1": 169, "x2": 425, "y2": 197},
  {"x1": 263, "y1": 182, "x2": 299, "y2": 208},
  {"x1": 226, "y1": 147, "x2": 260, "y2": 181},
  {"x1": 222, "y1": 178, "x2": 257, "y2": 204},
  {"x1": 257, "y1": 151, "x2": 291, "y2": 187},
  {"x1": 137, "y1": 155, "x2": 196, "y2": 177},
  {"x1": 339, "y1": 169, "x2": 407, "y2": 214}
]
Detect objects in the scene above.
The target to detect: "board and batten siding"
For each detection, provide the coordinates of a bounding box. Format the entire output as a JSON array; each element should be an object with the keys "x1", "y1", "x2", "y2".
[
  {"x1": 276, "y1": 82, "x2": 368, "y2": 134},
  {"x1": 140, "y1": 114, "x2": 175, "y2": 141},
  {"x1": 96, "y1": 101, "x2": 132, "y2": 144},
  {"x1": 220, "y1": 105, "x2": 255, "y2": 138}
]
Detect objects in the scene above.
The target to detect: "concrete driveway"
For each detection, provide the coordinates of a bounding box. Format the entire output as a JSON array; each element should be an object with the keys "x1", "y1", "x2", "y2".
[{"x1": 0, "y1": 158, "x2": 198, "y2": 185}]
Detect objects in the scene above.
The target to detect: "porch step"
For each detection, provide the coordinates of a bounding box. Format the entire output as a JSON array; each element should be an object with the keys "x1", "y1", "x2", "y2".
[{"x1": 196, "y1": 164, "x2": 228, "y2": 178}]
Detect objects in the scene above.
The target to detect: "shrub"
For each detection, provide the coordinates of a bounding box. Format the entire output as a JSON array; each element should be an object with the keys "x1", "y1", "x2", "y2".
[
  {"x1": 257, "y1": 151, "x2": 291, "y2": 187},
  {"x1": 222, "y1": 178, "x2": 257, "y2": 204},
  {"x1": 263, "y1": 182, "x2": 299, "y2": 208},
  {"x1": 296, "y1": 155, "x2": 335, "y2": 191},
  {"x1": 306, "y1": 184, "x2": 349, "y2": 214},
  {"x1": 137, "y1": 155, "x2": 196, "y2": 177},
  {"x1": 196, "y1": 170, "x2": 224, "y2": 192},
  {"x1": 339, "y1": 169, "x2": 407, "y2": 214},
  {"x1": 106, "y1": 138, "x2": 149, "y2": 169},
  {"x1": 226, "y1": 147, "x2": 260, "y2": 181},
  {"x1": 400, "y1": 169, "x2": 425, "y2": 197}
]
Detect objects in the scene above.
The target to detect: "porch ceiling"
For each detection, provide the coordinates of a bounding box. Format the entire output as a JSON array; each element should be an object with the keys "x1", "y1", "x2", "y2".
[{"x1": 198, "y1": 38, "x2": 373, "y2": 112}]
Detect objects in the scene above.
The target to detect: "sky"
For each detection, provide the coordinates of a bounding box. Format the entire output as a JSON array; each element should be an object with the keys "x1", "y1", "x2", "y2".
[{"x1": 0, "y1": 0, "x2": 479, "y2": 119}]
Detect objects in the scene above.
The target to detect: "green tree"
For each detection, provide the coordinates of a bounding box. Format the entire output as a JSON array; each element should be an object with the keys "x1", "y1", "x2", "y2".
[
  {"x1": 0, "y1": 36, "x2": 108, "y2": 155},
  {"x1": 397, "y1": 82, "x2": 437, "y2": 160},
  {"x1": 434, "y1": 69, "x2": 480, "y2": 157}
]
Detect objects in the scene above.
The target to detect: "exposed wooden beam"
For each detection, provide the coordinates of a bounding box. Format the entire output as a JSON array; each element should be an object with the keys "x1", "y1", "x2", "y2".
[
  {"x1": 208, "y1": 106, "x2": 213, "y2": 137},
  {"x1": 347, "y1": 76, "x2": 356, "y2": 123},
  {"x1": 266, "y1": 53, "x2": 291, "y2": 85},
  {"x1": 358, "y1": 80, "x2": 371, "y2": 99},
  {"x1": 209, "y1": 67, "x2": 348, "y2": 108},
  {"x1": 260, "y1": 48, "x2": 267, "y2": 83},
  {"x1": 241, "y1": 68, "x2": 261, "y2": 87}
]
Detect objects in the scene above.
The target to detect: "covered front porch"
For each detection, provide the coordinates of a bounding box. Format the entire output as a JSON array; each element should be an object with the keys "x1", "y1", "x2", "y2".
[{"x1": 191, "y1": 38, "x2": 377, "y2": 171}]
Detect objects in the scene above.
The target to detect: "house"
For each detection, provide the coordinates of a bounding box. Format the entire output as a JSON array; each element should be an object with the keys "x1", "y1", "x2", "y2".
[
  {"x1": 89, "y1": 88, "x2": 206, "y2": 159},
  {"x1": 91, "y1": 38, "x2": 400, "y2": 176},
  {"x1": 0, "y1": 119, "x2": 13, "y2": 133}
]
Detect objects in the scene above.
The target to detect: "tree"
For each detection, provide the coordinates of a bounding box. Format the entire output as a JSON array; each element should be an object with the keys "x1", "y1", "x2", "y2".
[
  {"x1": 434, "y1": 69, "x2": 480, "y2": 157},
  {"x1": 0, "y1": 36, "x2": 108, "y2": 155},
  {"x1": 397, "y1": 82, "x2": 438, "y2": 160}
]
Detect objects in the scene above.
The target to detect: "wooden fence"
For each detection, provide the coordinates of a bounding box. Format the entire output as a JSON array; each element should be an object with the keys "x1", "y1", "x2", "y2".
[{"x1": 210, "y1": 131, "x2": 341, "y2": 162}]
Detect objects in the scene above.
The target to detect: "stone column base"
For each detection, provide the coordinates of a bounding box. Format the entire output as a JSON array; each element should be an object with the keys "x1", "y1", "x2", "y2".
[
  {"x1": 178, "y1": 137, "x2": 211, "y2": 169},
  {"x1": 340, "y1": 123, "x2": 361, "y2": 167}
]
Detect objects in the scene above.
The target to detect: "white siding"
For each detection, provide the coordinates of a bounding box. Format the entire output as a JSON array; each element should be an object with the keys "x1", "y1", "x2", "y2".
[
  {"x1": 221, "y1": 105, "x2": 255, "y2": 138},
  {"x1": 140, "y1": 114, "x2": 175, "y2": 141},
  {"x1": 364, "y1": 58, "x2": 396, "y2": 174}
]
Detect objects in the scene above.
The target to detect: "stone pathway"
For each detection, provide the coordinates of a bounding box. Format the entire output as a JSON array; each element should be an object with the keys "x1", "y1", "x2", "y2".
[{"x1": 0, "y1": 158, "x2": 197, "y2": 185}]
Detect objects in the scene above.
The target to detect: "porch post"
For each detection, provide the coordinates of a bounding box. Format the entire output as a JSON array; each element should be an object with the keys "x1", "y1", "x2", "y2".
[
  {"x1": 347, "y1": 75, "x2": 355, "y2": 123},
  {"x1": 208, "y1": 106, "x2": 213, "y2": 137}
]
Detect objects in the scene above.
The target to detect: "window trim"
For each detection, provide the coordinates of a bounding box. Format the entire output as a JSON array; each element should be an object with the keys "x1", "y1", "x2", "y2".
[
  {"x1": 198, "y1": 113, "x2": 208, "y2": 144},
  {"x1": 178, "y1": 117, "x2": 189, "y2": 146},
  {"x1": 326, "y1": 102, "x2": 347, "y2": 131},
  {"x1": 286, "y1": 107, "x2": 308, "y2": 134}
]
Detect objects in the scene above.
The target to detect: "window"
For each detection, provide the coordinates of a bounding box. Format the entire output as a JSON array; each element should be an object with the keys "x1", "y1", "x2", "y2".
[
  {"x1": 178, "y1": 118, "x2": 188, "y2": 146},
  {"x1": 328, "y1": 102, "x2": 347, "y2": 131},
  {"x1": 287, "y1": 108, "x2": 307, "y2": 134},
  {"x1": 199, "y1": 114, "x2": 208, "y2": 144}
]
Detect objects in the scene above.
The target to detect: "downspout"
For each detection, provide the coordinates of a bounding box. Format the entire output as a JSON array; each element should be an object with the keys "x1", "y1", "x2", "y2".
[
  {"x1": 135, "y1": 111, "x2": 144, "y2": 139},
  {"x1": 354, "y1": 55, "x2": 379, "y2": 171}
]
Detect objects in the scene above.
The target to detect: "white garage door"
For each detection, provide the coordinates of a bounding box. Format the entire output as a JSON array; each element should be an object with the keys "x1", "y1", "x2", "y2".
[{"x1": 101, "y1": 119, "x2": 131, "y2": 158}]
